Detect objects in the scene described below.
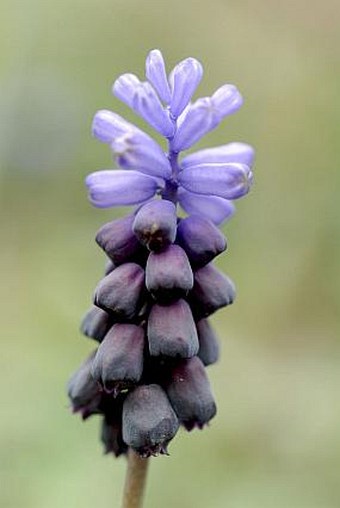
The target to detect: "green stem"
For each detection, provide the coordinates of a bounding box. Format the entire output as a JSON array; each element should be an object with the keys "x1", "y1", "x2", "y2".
[{"x1": 122, "y1": 449, "x2": 149, "y2": 508}]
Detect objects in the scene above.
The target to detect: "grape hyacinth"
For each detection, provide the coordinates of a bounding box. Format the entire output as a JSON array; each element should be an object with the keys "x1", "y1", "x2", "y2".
[{"x1": 68, "y1": 50, "x2": 254, "y2": 462}]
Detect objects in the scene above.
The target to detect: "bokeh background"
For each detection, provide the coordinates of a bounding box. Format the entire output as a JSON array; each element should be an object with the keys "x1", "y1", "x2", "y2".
[{"x1": 1, "y1": 0, "x2": 340, "y2": 507}]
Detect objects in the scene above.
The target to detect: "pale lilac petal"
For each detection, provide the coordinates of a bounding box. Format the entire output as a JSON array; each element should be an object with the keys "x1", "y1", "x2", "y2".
[
  {"x1": 86, "y1": 170, "x2": 160, "y2": 207},
  {"x1": 111, "y1": 131, "x2": 171, "y2": 179},
  {"x1": 178, "y1": 163, "x2": 253, "y2": 200},
  {"x1": 145, "y1": 50, "x2": 171, "y2": 104},
  {"x1": 178, "y1": 188, "x2": 235, "y2": 225},
  {"x1": 112, "y1": 73, "x2": 141, "y2": 108},
  {"x1": 171, "y1": 98, "x2": 219, "y2": 152},
  {"x1": 92, "y1": 110, "x2": 134, "y2": 143},
  {"x1": 181, "y1": 143, "x2": 255, "y2": 169},
  {"x1": 211, "y1": 84, "x2": 243, "y2": 118},
  {"x1": 169, "y1": 58, "x2": 203, "y2": 118},
  {"x1": 132, "y1": 82, "x2": 174, "y2": 137}
]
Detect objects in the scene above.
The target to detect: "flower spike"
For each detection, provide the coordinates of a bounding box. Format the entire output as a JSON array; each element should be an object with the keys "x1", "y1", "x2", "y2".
[{"x1": 69, "y1": 50, "x2": 254, "y2": 467}]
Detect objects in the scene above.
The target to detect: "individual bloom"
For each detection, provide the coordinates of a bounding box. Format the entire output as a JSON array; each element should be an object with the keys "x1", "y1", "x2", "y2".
[
  {"x1": 101, "y1": 415, "x2": 128, "y2": 457},
  {"x1": 92, "y1": 324, "x2": 145, "y2": 396},
  {"x1": 85, "y1": 170, "x2": 161, "y2": 208},
  {"x1": 147, "y1": 299, "x2": 199, "y2": 358},
  {"x1": 111, "y1": 131, "x2": 171, "y2": 179},
  {"x1": 92, "y1": 110, "x2": 171, "y2": 179},
  {"x1": 67, "y1": 351, "x2": 102, "y2": 419},
  {"x1": 80, "y1": 306, "x2": 114, "y2": 342},
  {"x1": 94, "y1": 263, "x2": 145, "y2": 320},
  {"x1": 145, "y1": 49, "x2": 171, "y2": 104},
  {"x1": 165, "y1": 356, "x2": 217, "y2": 431},
  {"x1": 171, "y1": 84, "x2": 242, "y2": 152},
  {"x1": 170, "y1": 97, "x2": 220, "y2": 152},
  {"x1": 190, "y1": 264, "x2": 236, "y2": 318},
  {"x1": 145, "y1": 244, "x2": 194, "y2": 301},
  {"x1": 122, "y1": 384, "x2": 179, "y2": 457},
  {"x1": 113, "y1": 76, "x2": 174, "y2": 137},
  {"x1": 196, "y1": 318, "x2": 220, "y2": 367},
  {"x1": 178, "y1": 162, "x2": 253, "y2": 200},
  {"x1": 176, "y1": 215, "x2": 227, "y2": 267},
  {"x1": 132, "y1": 200, "x2": 177, "y2": 251},
  {"x1": 95, "y1": 215, "x2": 143, "y2": 265},
  {"x1": 178, "y1": 189, "x2": 235, "y2": 225},
  {"x1": 169, "y1": 57, "x2": 203, "y2": 119},
  {"x1": 180, "y1": 142, "x2": 255, "y2": 169}
]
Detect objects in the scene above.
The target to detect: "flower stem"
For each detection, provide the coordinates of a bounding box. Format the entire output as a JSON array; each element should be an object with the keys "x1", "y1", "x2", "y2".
[{"x1": 122, "y1": 449, "x2": 149, "y2": 508}]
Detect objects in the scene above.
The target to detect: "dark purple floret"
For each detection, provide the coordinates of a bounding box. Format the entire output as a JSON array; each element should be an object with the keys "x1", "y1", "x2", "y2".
[
  {"x1": 100, "y1": 397, "x2": 128, "y2": 457},
  {"x1": 190, "y1": 263, "x2": 236, "y2": 318},
  {"x1": 176, "y1": 215, "x2": 227, "y2": 267},
  {"x1": 147, "y1": 299, "x2": 199, "y2": 358},
  {"x1": 94, "y1": 263, "x2": 145, "y2": 320},
  {"x1": 145, "y1": 244, "x2": 193, "y2": 301},
  {"x1": 67, "y1": 351, "x2": 102, "y2": 419},
  {"x1": 196, "y1": 318, "x2": 220, "y2": 366},
  {"x1": 165, "y1": 356, "x2": 216, "y2": 431},
  {"x1": 92, "y1": 324, "x2": 145, "y2": 396},
  {"x1": 80, "y1": 306, "x2": 114, "y2": 342},
  {"x1": 101, "y1": 418, "x2": 127, "y2": 457},
  {"x1": 122, "y1": 384, "x2": 179, "y2": 457},
  {"x1": 132, "y1": 200, "x2": 177, "y2": 251},
  {"x1": 96, "y1": 214, "x2": 144, "y2": 265}
]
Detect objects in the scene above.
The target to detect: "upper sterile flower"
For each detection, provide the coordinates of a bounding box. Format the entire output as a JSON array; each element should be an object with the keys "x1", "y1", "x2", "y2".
[{"x1": 86, "y1": 50, "x2": 254, "y2": 225}]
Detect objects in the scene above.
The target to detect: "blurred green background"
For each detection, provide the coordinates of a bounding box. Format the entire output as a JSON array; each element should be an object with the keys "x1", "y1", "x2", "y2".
[{"x1": 1, "y1": 0, "x2": 340, "y2": 507}]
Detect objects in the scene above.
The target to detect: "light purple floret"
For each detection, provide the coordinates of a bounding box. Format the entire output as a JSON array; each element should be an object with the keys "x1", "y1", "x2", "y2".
[{"x1": 86, "y1": 49, "x2": 254, "y2": 223}]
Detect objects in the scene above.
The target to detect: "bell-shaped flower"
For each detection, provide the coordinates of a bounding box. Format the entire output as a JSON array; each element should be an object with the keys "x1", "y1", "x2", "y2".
[{"x1": 122, "y1": 384, "x2": 179, "y2": 457}]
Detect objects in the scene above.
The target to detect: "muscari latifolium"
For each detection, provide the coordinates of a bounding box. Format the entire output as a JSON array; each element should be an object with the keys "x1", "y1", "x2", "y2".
[{"x1": 68, "y1": 50, "x2": 254, "y2": 459}]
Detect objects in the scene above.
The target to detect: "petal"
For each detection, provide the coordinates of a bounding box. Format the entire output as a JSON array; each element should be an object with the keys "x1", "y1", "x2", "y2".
[
  {"x1": 178, "y1": 163, "x2": 253, "y2": 200},
  {"x1": 92, "y1": 110, "x2": 134, "y2": 143},
  {"x1": 145, "y1": 49, "x2": 171, "y2": 104},
  {"x1": 181, "y1": 142, "x2": 255, "y2": 169},
  {"x1": 169, "y1": 57, "x2": 203, "y2": 118},
  {"x1": 211, "y1": 84, "x2": 243, "y2": 118},
  {"x1": 171, "y1": 97, "x2": 220, "y2": 152},
  {"x1": 178, "y1": 188, "x2": 235, "y2": 225},
  {"x1": 85, "y1": 170, "x2": 160, "y2": 207}
]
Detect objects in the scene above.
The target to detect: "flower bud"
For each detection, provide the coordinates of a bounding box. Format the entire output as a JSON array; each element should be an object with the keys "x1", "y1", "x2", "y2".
[
  {"x1": 145, "y1": 244, "x2": 193, "y2": 301},
  {"x1": 80, "y1": 306, "x2": 113, "y2": 342},
  {"x1": 190, "y1": 264, "x2": 236, "y2": 318},
  {"x1": 176, "y1": 215, "x2": 226, "y2": 267},
  {"x1": 165, "y1": 356, "x2": 216, "y2": 430},
  {"x1": 122, "y1": 384, "x2": 179, "y2": 457},
  {"x1": 133, "y1": 200, "x2": 177, "y2": 251},
  {"x1": 67, "y1": 351, "x2": 102, "y2": 419},
  {"x1": 148, "y1": 299, "x2": 199, "y2": 358},
  {"x1": 196, "y1": 318, "x2": 220, "y2": 366},
  {"x1": 95, "y1": 215, "x2": 143, "y2": 265},
  {"x1": 94, "y1": 263, "x2": 145, "y2": 320},
  {"x1": 92, "y1": 324, "x2": 145, "y2": 395}
]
